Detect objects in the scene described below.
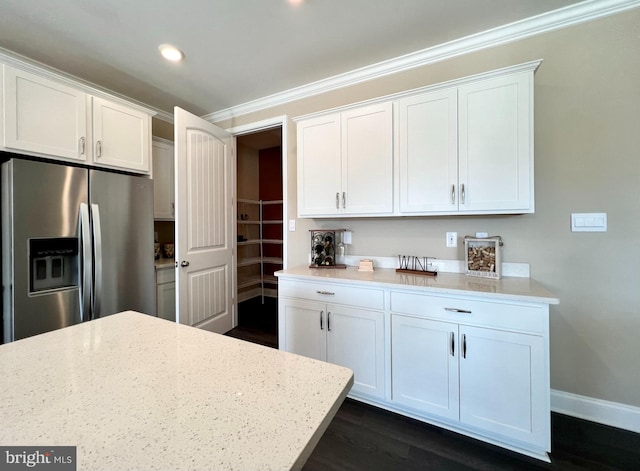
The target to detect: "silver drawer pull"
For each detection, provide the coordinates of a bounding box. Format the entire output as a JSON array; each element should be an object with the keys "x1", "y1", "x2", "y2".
[
  {"x1": 316, "y1": 290, "x2": 335, "y2": 296},
  {"x1": 445, "y1": 307, "x2": 472, "y2": 314}
]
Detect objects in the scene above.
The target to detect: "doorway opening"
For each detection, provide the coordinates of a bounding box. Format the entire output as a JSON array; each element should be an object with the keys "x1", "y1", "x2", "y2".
[{"x1": 231, "y1": 125, "x2": 283, "y2": 348}]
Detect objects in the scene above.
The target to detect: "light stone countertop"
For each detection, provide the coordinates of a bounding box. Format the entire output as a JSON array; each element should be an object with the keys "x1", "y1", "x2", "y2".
[
  {"x1": 0, "y1": 311, "x2": 354, "y2": 471},
  {"x1": 276, "y1": 265, "x2": 559, "y2": 305}
]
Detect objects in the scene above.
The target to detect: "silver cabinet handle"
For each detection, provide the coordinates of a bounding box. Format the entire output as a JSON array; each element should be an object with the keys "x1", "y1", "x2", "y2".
[
  {"x1": 316, "y1": 290, "x2": 335, "y2": 295},
  {"x1": 342, "y1": 192, "x2": 346, "y2": 209},
  {"x1": 462, "y1": 333, "x2": 467, "y2": 359},
  {"x1": 79, "y1": 137, "x2": 86, "y2": 155},
  {"x1": 320, "y1": 310, "x2": 324, "y2": 330},
  {"x1": 171, "y1": 202, "x2": 175, "y2": 216},
  {"x1": 445, "y1": 307, "x2": 472, "y2": 314},
  {"x1": 451, "y1": 184, "x2": 455, "y2": 204},
  {"x1": 180, "y1": 260, "x2": 190, "y2": 267},
  {"x1": 461, "y1": 183, "x2": 465, "y2": 204},
  {"x1": 336, "y1": 192, "x2": 339, "y2": 209},
  {"x1": 327, "y1": 312, "x2": 331, "y2": 331},
  {"x1": 450, "y1": 332, "x2": 455, "y2": 356},
  {"x1": 96, "y1": 140, "x2": 102, "y2": 157}
]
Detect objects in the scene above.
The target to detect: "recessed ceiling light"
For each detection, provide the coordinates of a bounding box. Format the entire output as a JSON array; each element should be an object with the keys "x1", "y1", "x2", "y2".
[{"x1": 158, "y1": 44, "x2": 184, "y2": 62}]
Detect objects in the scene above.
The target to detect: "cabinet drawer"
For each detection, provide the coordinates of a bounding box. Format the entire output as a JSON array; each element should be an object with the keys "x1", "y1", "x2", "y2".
[
  {"x1": 390, "y1": 291, "x2": 545, "y2": 333},
  {"x1": 280, "y1": 280, "x2": 384, "y2": 310},
  {"x1": 156, "y1": 266, "x2": 175, "y2": 284}
]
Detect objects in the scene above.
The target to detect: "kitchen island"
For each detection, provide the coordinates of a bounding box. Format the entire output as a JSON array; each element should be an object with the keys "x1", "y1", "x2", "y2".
[{"x1": 0, "y1": 311, "x2": 353, "y2": 471}]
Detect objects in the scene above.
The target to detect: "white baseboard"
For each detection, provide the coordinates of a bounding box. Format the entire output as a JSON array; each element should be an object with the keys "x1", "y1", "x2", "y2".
[{"x1": 551, "y1": 389, "x2": 640, "y2": 433}]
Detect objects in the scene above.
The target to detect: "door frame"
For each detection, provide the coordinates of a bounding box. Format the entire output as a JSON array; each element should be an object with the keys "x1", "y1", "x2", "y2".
[{"x1": 226, "y1": 115, "x2": 289, "y2": 313}]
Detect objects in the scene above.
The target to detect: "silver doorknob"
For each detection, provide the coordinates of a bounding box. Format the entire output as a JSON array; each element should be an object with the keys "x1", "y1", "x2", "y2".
[{"x1": 180, "y1": 260, "x2": 190, "y2": 267}]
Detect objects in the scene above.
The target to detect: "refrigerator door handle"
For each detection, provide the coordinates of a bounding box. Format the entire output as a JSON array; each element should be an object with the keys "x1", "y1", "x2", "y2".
[
  {"x1": 91, "y1": 203, "x2": 103, "y2": 319},
  {"x1": 79, "y1": 203, "x2": 92, "y2": 322}
]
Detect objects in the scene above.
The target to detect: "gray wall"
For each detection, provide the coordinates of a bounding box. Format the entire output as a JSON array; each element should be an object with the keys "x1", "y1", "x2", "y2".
[{"x1": 216, "y1": 10, "x2": 640, "y2": 408}]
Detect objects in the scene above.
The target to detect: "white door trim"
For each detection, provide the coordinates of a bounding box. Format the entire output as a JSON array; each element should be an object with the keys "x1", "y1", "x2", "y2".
[{"x1": 226, "y1": 115, "x2": 289, "y2": 273}]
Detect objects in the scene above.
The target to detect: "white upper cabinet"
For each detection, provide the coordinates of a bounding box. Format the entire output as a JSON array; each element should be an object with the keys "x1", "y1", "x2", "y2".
[
  {"x1": 91, "y1": 96, "x2": 150, "y2": 173},
  {"x1": 1, "y1": 63, "x2": 152, "y2": 174},
  {"x1": 398, "y1": 69, "x2": 534, "y2": 215},
  {"x1": 340, "y1": 103, "x2": 394, "y2": 215},
  {"x1": 152, "y1": 138, "x2": 175, "y2": 220},
  {"x1": 297, "y1": 61, "x2": 539, "y2": 218},
  {"x1": 297, "y1": 102, "x2": 393, "y2": 217},
  {"x1": 458, "y1": 71, "x2": 533, "y2": 213},
  {"x1": 2, "y1": 65, "x2": 88, "y2": 162},
  {"x1": 297, "y1": 113, "x2": 342, "y2": 216},
  {"x1": 398, "y1": 88, "x2": 458, "y2": 213}
]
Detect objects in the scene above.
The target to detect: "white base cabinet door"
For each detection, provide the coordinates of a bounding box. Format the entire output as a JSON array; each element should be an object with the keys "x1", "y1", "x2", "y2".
[
  {"x1": 3, "y1": 65, "x2": 88, "y2": 162},
  {"x1": 279, "y1": 296, "x2": 385, "y2": 399},
  {"x1": 459, "y1": 325, "x2": 547, "y2": 447},
  {"x1": 156, "y1": 267, "x2": 176, "y2": 322},
  {"x1": 391, "y1": 315, "x2": 459, "y2": 420},
  {"x1": 280, "y1": 298, "x2": 326, "y2": 361},
  {"x1": 326, "y1": 305, "x2": 385, "y2": 399}
]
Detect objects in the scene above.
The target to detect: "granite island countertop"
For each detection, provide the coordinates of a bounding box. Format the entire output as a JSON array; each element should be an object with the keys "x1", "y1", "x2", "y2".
[
  {"x1": 276, "y1": 265, "x2": 559, "y2": 305},
  {"x1": 0, "y1": 311, "x2": 353, "y2": 471}
]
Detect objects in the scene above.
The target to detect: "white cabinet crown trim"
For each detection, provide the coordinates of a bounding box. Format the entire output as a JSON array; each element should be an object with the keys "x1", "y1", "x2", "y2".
[
  {"x1": 293, "y1": 59, "x2": 542, "y2": 123},
  {"x1": 0, "y1": 49, "x2": 158, "y2": 117}
]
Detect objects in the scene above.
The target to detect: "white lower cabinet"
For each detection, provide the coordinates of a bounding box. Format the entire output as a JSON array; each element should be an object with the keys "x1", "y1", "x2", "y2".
[
  {"x1": 156, "y1": 266, "x2": 176, "y2": 321},
  {"x1": 391, "y1": 315, "x2": 459, "y2": 420},
  {"x1": 278, "y1": 275, "x2": 551, "y2": 461},
  {"x1": 390, "y1": 290, "x2": 550, "y2": 457},
  {"x1": 279, "y1": 283, "x2": 385, "y2": 399},
  {"x1": 391, "y1": 314, "x2": 547, "y2": 449}
]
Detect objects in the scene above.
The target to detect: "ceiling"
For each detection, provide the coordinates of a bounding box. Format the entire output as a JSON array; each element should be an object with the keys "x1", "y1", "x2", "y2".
[{"x1": 0, "y1": 0, "x2": 591, "y2": 118}]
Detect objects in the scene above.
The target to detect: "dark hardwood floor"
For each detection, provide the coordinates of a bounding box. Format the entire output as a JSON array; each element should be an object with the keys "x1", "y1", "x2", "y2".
[
  {"x1": 225, "y1": 297, "x2": 640, "y2": 470},
  {"x1": 224, "y1": 296, "x2": 278, "y2": 348}
]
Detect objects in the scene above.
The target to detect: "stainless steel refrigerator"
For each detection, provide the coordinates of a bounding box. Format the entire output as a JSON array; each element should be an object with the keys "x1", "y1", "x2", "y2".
[{"x1": 2, "y1": 158, "x2": 156, "y2": 342}]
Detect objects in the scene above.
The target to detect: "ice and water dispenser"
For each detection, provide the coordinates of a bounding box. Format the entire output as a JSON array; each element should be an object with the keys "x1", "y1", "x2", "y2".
[{"x1": 29, "y1": 238, "x2": 79, "y2": 293}]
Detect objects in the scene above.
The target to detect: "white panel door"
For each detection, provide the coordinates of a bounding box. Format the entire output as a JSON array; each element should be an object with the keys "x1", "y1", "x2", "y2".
[
  {"x1": 297, "y1": 114, "x2": 341, "y2": 216},
  {"x1": 279, "y1": 298, "x2": 326, "y2": 361},
  {"x1": 92, "y1": 96, "x2": 150, "y2": 173},
  {"x1": 391, "y1": 315, "x2": 459, "y2": 420},
  {"x1": 341, "y1": 102, "x2": 393, "y2": 215},
  {"x1": 459, "y1": 325, "x2": 547, "y2": 447},
  {"x1": 326, "y1": 305, "x2": 385, "y2": 398},
  {"x1": 3, "y1": 65, "x2": 87, "y2": 161},
  {"x1": 175, "y1": 107, "x2": 235, "y2": 333},
  {"x1": 458, "y1": 72, "x2": 533, "y2": 212},
  {"x1": 398, "y1": 89, "x2": 458, "y2": 213}
]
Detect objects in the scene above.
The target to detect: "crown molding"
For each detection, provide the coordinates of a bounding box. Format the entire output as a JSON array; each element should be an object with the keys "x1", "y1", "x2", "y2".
[
  {"x1": 203, "y1": 0, "x2": 640, "y2": 123},
  {"x1": 0, "y1": 47, "x2": 174, "y2": 121}
]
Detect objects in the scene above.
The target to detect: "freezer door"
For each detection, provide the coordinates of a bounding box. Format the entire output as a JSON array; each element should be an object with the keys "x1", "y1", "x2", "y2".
[
  {"x1": 89, "y1": 170, "x2": 156, "y2": 317},
  {"x1": 2, "y1": 159, "x2": 87, "y2": 342}
]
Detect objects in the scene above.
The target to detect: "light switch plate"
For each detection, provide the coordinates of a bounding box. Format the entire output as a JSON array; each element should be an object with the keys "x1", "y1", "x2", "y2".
[
  {"x1": 288, "y1": 219, "x2": 296, "y2": 231},
  {"x1": 571, "y1": 213, "x2": 607, "y2": 232},
  {"x1": 343, "y1": 231, "x2": 352, "y2": 244}
]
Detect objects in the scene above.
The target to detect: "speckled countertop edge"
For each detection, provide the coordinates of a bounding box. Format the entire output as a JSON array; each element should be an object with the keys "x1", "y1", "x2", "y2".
[{"x1": 276, "y1": 265, "x2": 559, "y2": 305}]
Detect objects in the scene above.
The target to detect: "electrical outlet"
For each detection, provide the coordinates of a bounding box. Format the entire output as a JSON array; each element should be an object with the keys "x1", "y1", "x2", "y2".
[{"x1": 446, "y1": 232, "x2": 457, "y2": 248}]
